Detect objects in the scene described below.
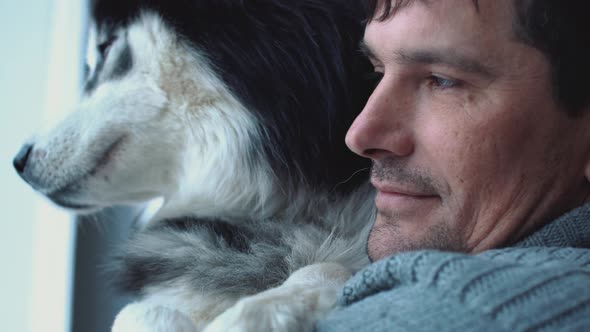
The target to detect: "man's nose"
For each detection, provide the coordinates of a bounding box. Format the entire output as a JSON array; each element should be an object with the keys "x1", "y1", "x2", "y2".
[{"x1": 345, "y1": 78, "x2": 415, "y2": 160}]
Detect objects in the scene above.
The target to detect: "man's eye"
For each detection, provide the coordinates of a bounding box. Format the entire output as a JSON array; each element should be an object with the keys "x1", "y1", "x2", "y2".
[{"x1": 428, "y1": 75, "x2": 461, "y2": 89}]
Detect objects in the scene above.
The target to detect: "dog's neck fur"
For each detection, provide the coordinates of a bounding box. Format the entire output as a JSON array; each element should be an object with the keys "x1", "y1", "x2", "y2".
[
  {"x1": 132, "y1": 18, "x2": 276, "y2": 222},
  {"x1": 92, "y1": 14, "x2": 374, "y2": 227},
  {"x1": 129, "y1": 15, "x2": 339, "y2": 224}
]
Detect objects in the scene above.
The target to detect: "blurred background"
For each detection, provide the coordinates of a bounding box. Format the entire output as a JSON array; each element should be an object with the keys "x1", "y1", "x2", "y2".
[{"x1": 0, "y1": 1, "x2": 134, "y2": 331}]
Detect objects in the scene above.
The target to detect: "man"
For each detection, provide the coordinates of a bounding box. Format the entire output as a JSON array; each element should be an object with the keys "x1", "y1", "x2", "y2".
[{"x1": 317, "y1": 0, "x2": 590, "y2": 330}]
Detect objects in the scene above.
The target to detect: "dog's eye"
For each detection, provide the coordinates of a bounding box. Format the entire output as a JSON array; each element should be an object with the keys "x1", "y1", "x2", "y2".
[{"x1": 98, "y1": 37, "x2": 116, "y2": 58}]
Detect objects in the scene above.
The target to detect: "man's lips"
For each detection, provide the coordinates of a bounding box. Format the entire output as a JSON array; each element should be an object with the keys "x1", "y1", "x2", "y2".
[
  {"x1": 371, "y1": 179, "x2": 438, "y2": 197},
  {"x1": 371, "y1": 180, "x2": 439, "y2": 213}
]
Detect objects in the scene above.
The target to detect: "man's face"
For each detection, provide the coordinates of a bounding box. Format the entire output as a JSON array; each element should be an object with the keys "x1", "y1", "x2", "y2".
[{"x1": 348, "y1": 0, "x2": 590, "y2": 260}]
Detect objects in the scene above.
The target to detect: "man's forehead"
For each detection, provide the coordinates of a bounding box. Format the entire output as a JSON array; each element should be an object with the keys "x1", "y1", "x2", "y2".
[
  {"x1": 364, "y1": 0, "x2": 516, "y2": 45},
  {"x1": 373, "y1": 0, "x2": 520, "y2": 32},
  {"x1": 362, "y1": 0, "x2": 528, "y2": 77},
  {"x1": 370, "y1": 0, "x2": 481, "y2": 22}
]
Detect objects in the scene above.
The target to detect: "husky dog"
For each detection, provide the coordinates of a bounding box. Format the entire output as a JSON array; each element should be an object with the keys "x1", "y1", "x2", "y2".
[{"x1": 13, "y1": 0, "x2": 376, "y2": 330}]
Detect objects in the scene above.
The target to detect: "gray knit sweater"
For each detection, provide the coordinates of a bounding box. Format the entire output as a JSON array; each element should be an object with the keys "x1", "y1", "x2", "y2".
[{"x1": 316, "y1": 204, "x2": 590, "y2": 332}]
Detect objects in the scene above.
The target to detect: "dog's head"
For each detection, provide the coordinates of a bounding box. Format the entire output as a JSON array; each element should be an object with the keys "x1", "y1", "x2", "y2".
[
  {"x1": 14, "y1": 12, "x2": 264, "y2": 214},
  {"x1": 14, "y1": 0, "x2": 372, "y2": 216}
]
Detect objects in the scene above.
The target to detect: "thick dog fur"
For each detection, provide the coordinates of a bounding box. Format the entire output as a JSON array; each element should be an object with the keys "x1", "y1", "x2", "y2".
[{"x1": 14, "y1": 0, "x2": 376, "y2": 330}]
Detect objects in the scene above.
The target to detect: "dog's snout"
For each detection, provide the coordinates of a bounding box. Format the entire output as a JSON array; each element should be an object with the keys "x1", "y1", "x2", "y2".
[{"x1": 13, "y1": 143, "x2": 34, "y2": 174}]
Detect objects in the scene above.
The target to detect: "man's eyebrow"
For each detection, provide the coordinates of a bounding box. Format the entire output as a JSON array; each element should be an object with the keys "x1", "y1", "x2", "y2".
[
  {"x1": 360, "y1": 40, "x2": 495, "y2": 78},
  {"x1": 394, "y1": 49, "x2": 496, "y2": 77}
]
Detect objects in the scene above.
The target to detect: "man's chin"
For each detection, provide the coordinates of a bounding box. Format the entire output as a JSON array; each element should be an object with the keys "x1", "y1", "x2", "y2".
[
  {"x1": 367, "y1": 219, "x2": 404, "y2": 261},
  {"x1": 367, "y1": 213, "x2": 464, "y2": 261}
]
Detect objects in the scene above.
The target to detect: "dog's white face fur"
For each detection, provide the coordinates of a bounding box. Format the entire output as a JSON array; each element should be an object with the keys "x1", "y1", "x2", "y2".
[{"x1": 24, "y1": 14, "x2": 280, "y2": 219}]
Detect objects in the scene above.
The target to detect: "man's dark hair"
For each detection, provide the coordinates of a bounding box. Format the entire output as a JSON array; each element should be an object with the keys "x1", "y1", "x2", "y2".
[{"x1": 363, "y1": 0, "x2": 590, "y2": 116}]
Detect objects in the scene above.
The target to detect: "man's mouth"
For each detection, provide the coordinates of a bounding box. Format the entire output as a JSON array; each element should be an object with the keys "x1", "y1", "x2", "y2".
[{"x1": 371, "y1": 180, "x2": 439, "y2": 213}]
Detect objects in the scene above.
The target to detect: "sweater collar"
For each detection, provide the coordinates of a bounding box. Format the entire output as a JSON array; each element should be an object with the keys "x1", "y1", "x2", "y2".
[{"x1": 515, "y1": 203, "x2": 590, "y2": 249}]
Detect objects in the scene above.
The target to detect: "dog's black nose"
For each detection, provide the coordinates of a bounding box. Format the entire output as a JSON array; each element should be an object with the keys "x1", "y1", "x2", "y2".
[{"x1": 13, "y1": 143, "x2": 33, "y2": 174}]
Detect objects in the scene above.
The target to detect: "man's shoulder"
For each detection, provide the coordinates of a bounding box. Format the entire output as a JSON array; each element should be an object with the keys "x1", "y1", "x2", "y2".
[
  {"x1": 317, "y1": 247, "x2": 590, "y2": 332},
  {"x1": 341, "y1": 246, "x2": 590, "y2": 305}
]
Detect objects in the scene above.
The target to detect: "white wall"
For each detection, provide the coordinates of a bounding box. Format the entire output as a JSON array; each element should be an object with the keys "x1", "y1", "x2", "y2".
[{"x1": 0, "y1": 1, "x2": 84, "y2": 331}]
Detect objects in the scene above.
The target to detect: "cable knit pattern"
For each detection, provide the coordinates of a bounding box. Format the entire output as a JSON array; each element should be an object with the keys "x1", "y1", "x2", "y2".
[
  {"x1": 316, "y1": 203, "x2": 590, "y2": 332},
  {"x1": 514, "y1": 204, "x2": 590, "y2": 248}
]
